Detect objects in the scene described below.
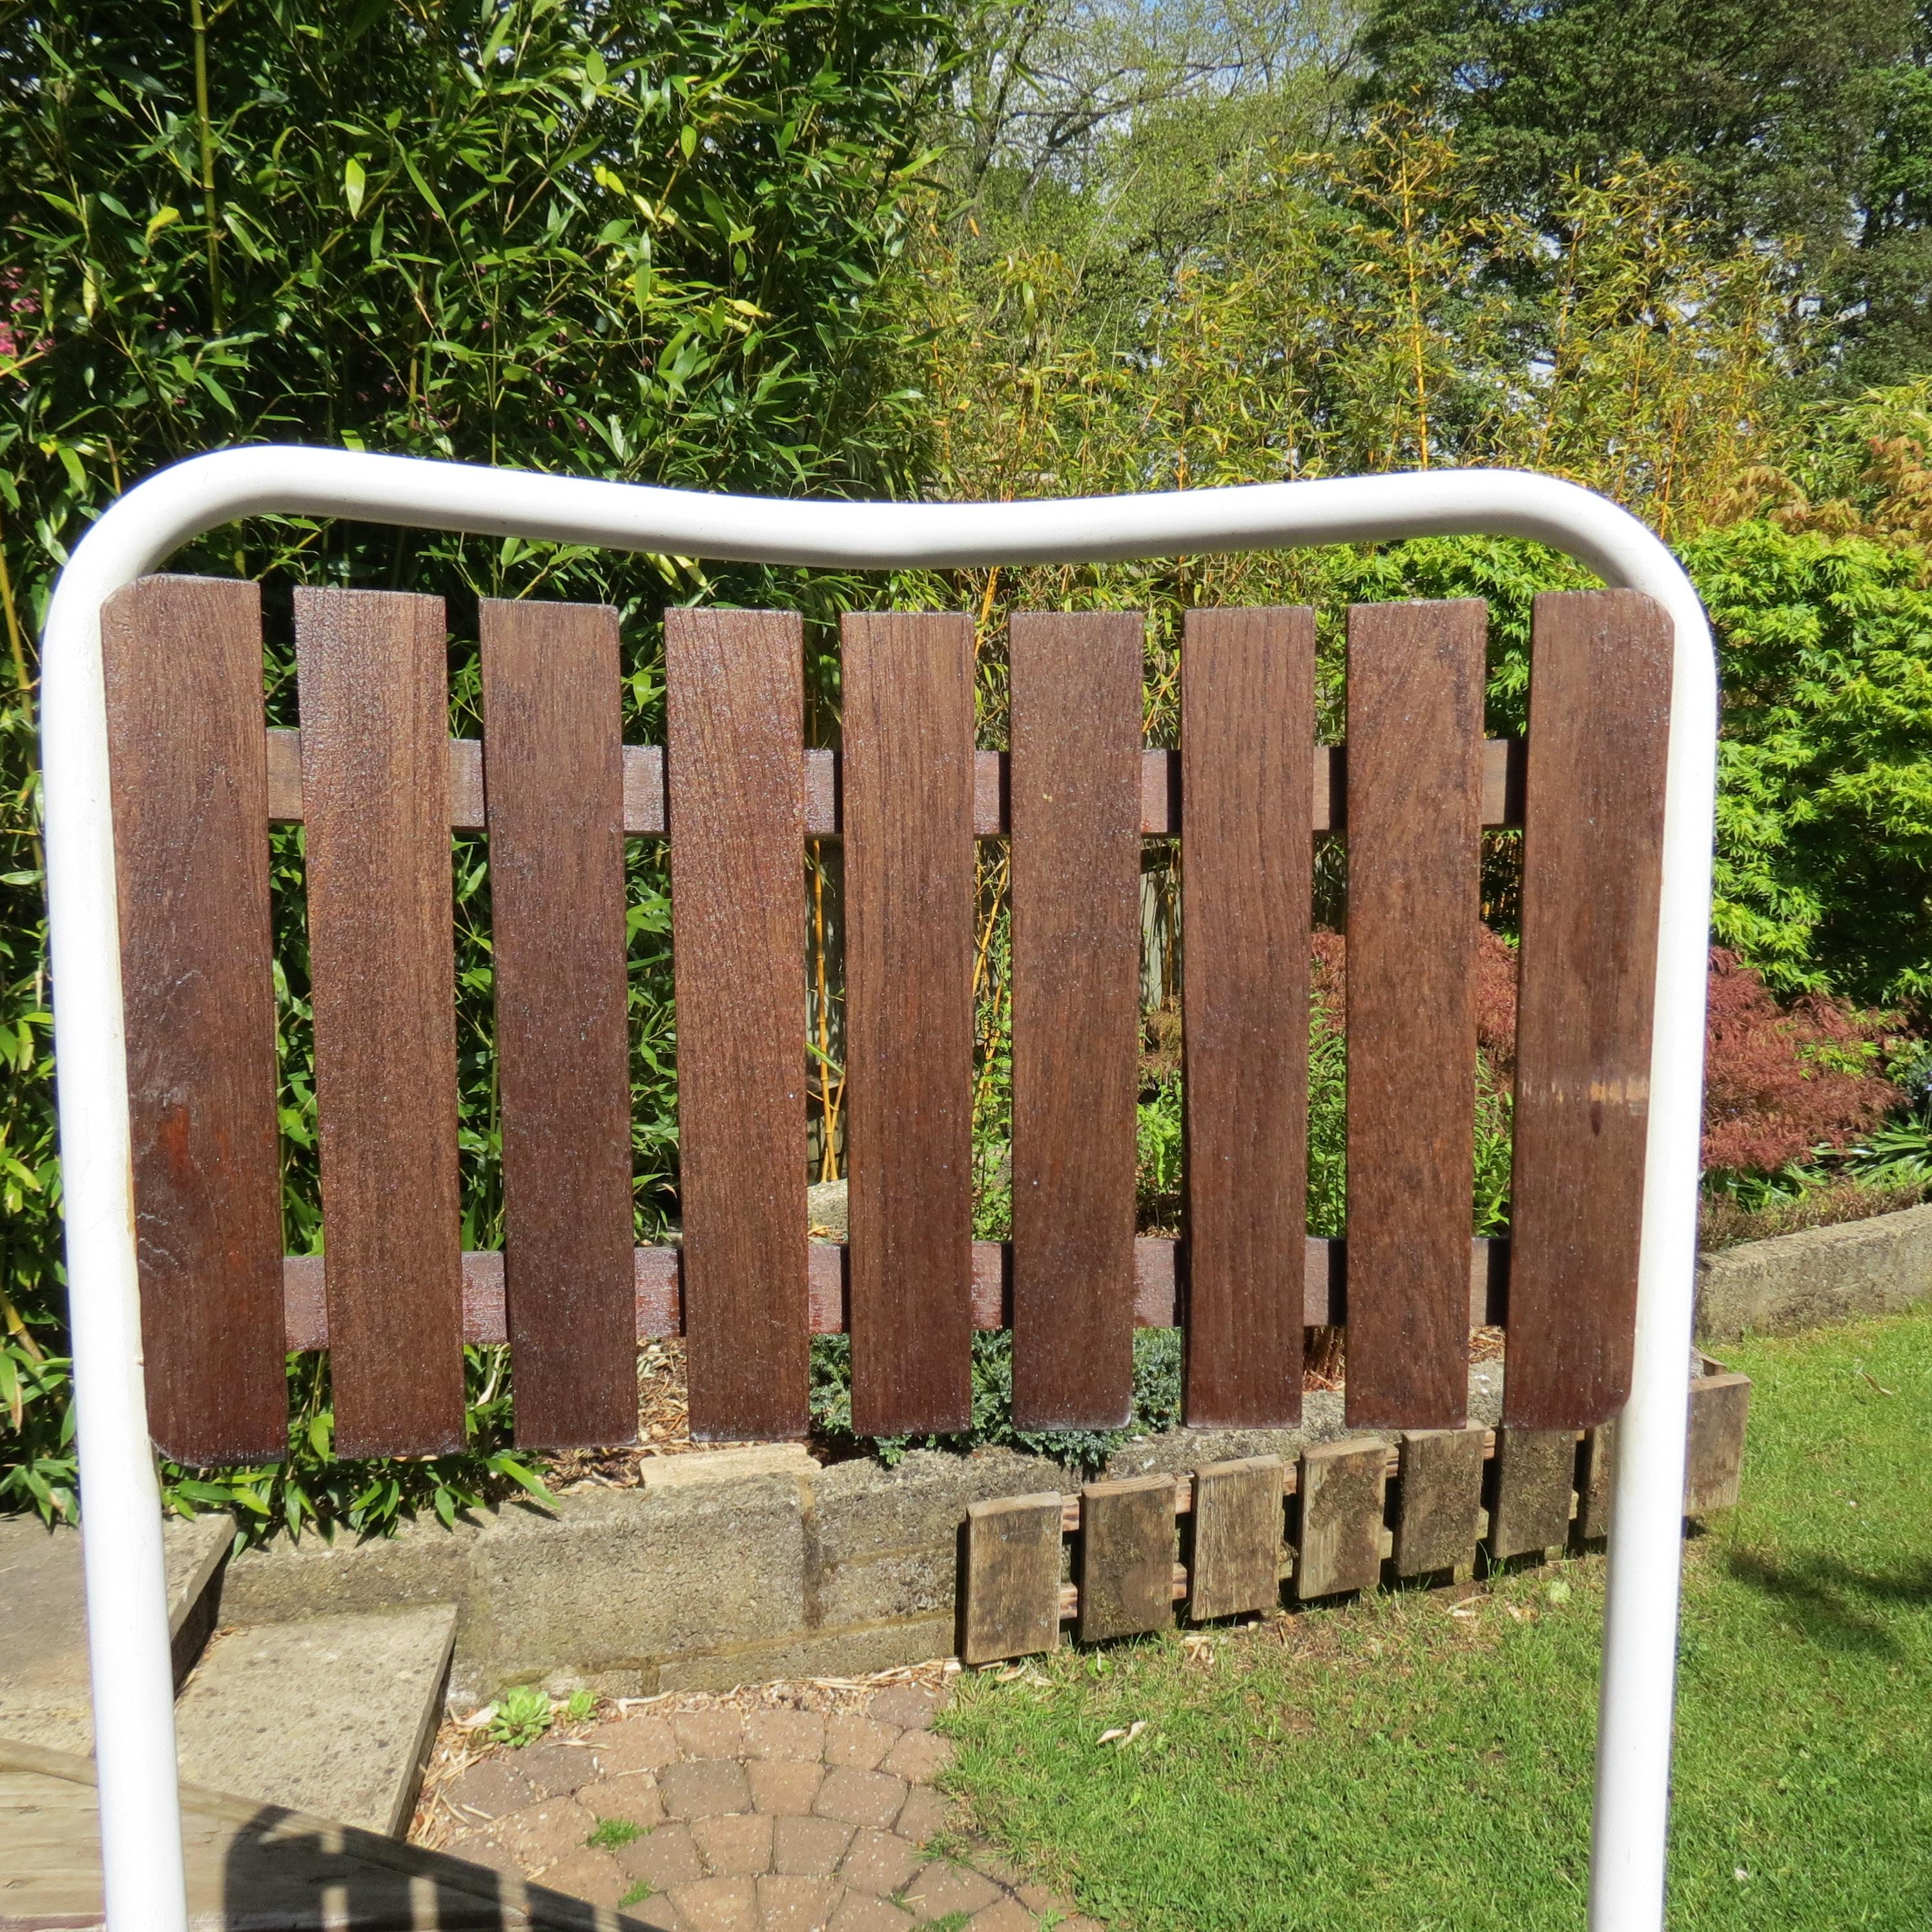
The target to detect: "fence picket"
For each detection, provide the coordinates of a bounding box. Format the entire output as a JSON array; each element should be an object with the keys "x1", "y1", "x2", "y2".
[
  {"x1": 479, "y1": 599, "x2": 636, "y2": 1449},
  {"x1": 103, "y1": 576, "x2": 287, "y2": 1464},
  {"x1": 294, "y1": 588, "x2": 466, "y2": 1456},
  {"x1": 666, "y1": 609, "x2": 810, "y2": 1439},
  {"x1": 1181, "y1": 608, "x2": 1315, "y2": 1426},
  {"x1": 1505, "y1": 590, "x2": 1674, "y2": 1428},
  {"x1": 1009, "y1": 613, "x2": 1144, "y2": 1428},
  {"x1": 843, "y1": 613, "x2": 976, "y2": 1435},
  {"x1": 1344, "y1": 601, "x2": 1487, "y2": 1428}
]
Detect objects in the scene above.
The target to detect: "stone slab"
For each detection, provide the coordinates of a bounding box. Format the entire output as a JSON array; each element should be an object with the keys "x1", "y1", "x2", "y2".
[
  {"x1": 173, "y1": 1605, "x2": 457, "y2": 1836},
  {"x1": 0, "y1": 1512, "x2": 232, "y2": 1755},
  {"x1": 0, "y1": 1734, "x2": 632, "y2": 1932},
  {"x1": 1696, "y1": 1202, "x2": 1932, "y2": 1343}
]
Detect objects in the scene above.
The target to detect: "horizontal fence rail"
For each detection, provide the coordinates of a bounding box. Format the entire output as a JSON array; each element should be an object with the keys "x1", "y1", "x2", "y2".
[{"x1": 105, "y1": 577, "x2": 1670, "y2": 1463}]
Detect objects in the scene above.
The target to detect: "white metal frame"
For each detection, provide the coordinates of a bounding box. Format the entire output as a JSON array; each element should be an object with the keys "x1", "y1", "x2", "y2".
[{"x1": 41, "y1": 448, "x2": 1714, "y2": 1932}]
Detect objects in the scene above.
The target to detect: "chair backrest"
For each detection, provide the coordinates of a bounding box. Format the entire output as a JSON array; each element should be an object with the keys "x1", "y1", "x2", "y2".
[{"x1": 101, "y1": 575, "x2": 1671, "y2": 1468}]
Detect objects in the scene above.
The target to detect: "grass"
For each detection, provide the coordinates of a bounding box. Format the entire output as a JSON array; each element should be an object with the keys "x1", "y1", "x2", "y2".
[
  {"x1": 587, "y1": 1817, "x2": 644, "y2": 1851},
  {"x1": 940, "y1": 1308, "x2": 1932, "y2": 1931}
]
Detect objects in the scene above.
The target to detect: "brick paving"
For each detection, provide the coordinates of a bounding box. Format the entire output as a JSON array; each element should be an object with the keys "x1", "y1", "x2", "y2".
[{"x1": 422, "y1": 1676, "x2": 1100, "y2": 1932}]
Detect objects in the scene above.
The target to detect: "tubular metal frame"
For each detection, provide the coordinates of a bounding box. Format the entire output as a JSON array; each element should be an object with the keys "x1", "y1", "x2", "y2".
[{"x1": 41, "y1": 449, "x2": 1715, "y2": 1932}]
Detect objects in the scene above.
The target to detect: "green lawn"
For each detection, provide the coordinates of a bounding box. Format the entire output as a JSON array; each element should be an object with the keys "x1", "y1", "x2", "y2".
[{"x1": 940, "y1": 1310, "x2": 1932, "y2": 1931}]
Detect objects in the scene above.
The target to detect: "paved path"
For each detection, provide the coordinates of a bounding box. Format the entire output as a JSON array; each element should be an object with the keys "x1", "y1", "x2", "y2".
[{"x1": 421, "y1": 1680, "x2": 1097, "y2": 1932}]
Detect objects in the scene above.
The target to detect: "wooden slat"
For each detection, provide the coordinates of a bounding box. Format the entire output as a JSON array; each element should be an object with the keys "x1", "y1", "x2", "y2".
[
  {"x1": 478, "y1": 599, "x2": 635, "y2": 1450},
  {"x1": 1009, "y1": 613, "x2": 1144, "y2": 1428},
  {"x1": 282, "y1": 1231, "x2": 1520, "y2": 1348},
  {"x1": 1295, "y1": 1438, "x2": 1388, "y2": 1599},
  {"x1": 1182, "y1": 608, "x2": 1315, "y2": 1425},
  {"x1": 103, "y1": 576, "x2": 287, "y2": 1464},
  {"x1": 1078, "y1": 1474, "x2": 1177, "y2": 1642},
  {"x1": 265, "y1": 734, "x2": 1531, "y2": 838},
  {"x1": 1505, "y1": 590, "x2": 1674, "y2": 1430},
  {"x1": 665, "y1": 610, "x2": 809, "y2": 1439},
  {"x1": 963, "y1": 1495, "x2": 1065, "y2": 1664},
  {"x1": 294, "y1": 588, "x2": 465, "y2": 1455},
  {"x1": 843, "y1": 613, "x2": 976, "y2": 1435},
  {"x1": 1344, "y1": 600, "x2": 1487, "y2": 1428},
  {"x1": 1684, "y1": 1372, "x2": 1751, "y2": 1516},
  {"x1": 1392, "y1": 1428, "x2": 1486, "y2": 1577},
  {"x1": 1487, "y1": 1428, "x2": 1577, "y2": 1559},
  {"x1": 1576, "y1": 1419, "x2": 1618, "y2": 1541},
  {"x1": 1188, "y1": 1458, "x2": 1284, "y2": 1619}
]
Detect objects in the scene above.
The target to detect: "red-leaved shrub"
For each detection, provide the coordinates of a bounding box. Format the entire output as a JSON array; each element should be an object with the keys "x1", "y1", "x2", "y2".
[{"x1": 1308, "y1": 930, "x2": 1900, "y2": 1175}]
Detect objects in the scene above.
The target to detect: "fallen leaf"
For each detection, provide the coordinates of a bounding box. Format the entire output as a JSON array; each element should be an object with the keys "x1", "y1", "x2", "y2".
[{"x1": 1098, "y1": 1720, "x2": 1148, "y2": 1747}]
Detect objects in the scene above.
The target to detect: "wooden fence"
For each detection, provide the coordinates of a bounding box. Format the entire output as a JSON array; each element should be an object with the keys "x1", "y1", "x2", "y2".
[{"x1": 103, "y1": 579, "x2": 1670, "y2": 1465}]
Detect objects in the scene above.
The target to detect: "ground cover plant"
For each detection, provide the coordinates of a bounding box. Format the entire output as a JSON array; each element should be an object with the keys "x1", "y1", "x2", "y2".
[{"x1": 938, "y1": 1307, "x2": 1932, "y2": 1931}]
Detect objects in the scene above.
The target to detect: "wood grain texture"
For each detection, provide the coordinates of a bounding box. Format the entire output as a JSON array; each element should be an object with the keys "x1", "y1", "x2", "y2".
[
  {"x1": 478, "y1": 599, "x2": 636, "y2": 1450},
  {"x1": 665, "y1": 609, "x2": 809, "y2": 1439},
  {"x1": 294, "y1": 588, "x2": 466, "y2": 1456},
  {"x1": 1392, "y1": 1428, "x2": 1486, "y2": 1576},
  {"x1": 1295, "y1": 1438, "x2": 1388, "y2": 1599},
  {"x1": 1505, "y1": 590, "x2": 1674, "y2": 1429},
  {"x1": 1182, "y1": 607, "x2": 1315, "y2": 1425},
  {"x1": 1078, "y1": 1474, "x2": 1178, "y2": 1642},
  {"x1": 1009, "y1": 613, "x2": 1145, "y2": 1428},
  {"x1": 1487, "y1": 1428, "x2": 1578, "y2": 1558},
  {"x1": 103, "y1": 575, "x2": 287, "y2": 1464},
  {"x1": 1344, "y1": 600, "x2": 1487, "y2": 1429},
  {"x1": 841, "y1": 613, "x2": 976, "y2": 1435},
  {"x1": 1576, "y1": 1418, "x2": 1618, "y2": 1541},
  {"x1": 963, "y1": 1494, "x2": 1065, "y2": 1664},
  {"x1": 1685, "y1": 1373, "x2": 1751, "y2": 1516},
  {"x1": 265, "y1": 733, "x2": 1531, "y2": 836},
  {"x1": 1188, "y1": 1457, "x2": 1285, "y2": 1619}
]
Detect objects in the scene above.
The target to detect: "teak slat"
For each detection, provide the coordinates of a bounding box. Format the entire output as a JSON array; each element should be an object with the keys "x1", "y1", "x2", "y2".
[
  {"x1": 1182, "y1": 608, "x2": 1315, "y2": 1426},
  {"x1": 1392, "y1": 1428, "x2": 1487, "y2": 1577},
  {"x1": 263, "y1": 734, "x2": 1532, "y2": 838},
  {"x1": 294, "y1": 589, "x2": 466, "y2": 1456},
  {"x1": 1078, "y1": 1474, "x2": 1178, "y2": 1642},
  {"x1": 1189, "y1": 1458, "x2": 1285, "y2": 1620},
  {"x1": 1295, "y1": 1439, "x2": 1388, "y2": 1599},
  {"x1": 479, "y1": 599, "x2": 635, "y2": 1450},
  {"x1": 103, "y1": 576, "x2": 287, "y2": 1464},
  {"x1": 1487, "y1": 1428, "x2": 1577, "y2": 1559},
  {"x1": 1009, "y1": 613, "x2": 1144, "y2": 1428},
  {"x1": 963, "y1": 1494, "x2": 1065, "y2": 1664},
  {"x1": 1505, "y1": 590, "x2": 1674, "y2": 1429},
  {"x1": 842, "y1": 613, "x2": 976, "y2": 1435},
  {"x1": 1344, "y1": 601, "x2": 1487, "y2": 1428},
  {"x1": 1685, "y1": 1373, "x2": 1751, "y2": 1516},
  {"x1": 666, "y1": 610, "x2": 809, "y2": 1439}
]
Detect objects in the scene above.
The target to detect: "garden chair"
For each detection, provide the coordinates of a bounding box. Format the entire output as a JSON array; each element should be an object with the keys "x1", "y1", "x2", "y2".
[{"x1": 42, "y1": 449, "x2": 1715, "y2": 1932}]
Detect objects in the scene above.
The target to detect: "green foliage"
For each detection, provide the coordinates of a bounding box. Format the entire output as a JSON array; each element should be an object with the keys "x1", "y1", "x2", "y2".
[
  {"x1": 586, "y1": 1815, "x2": 644, "y2": 1851},
  {"x1": 488, "y1": 1682, "x2": 555, "y2": 1749},
  {"x1": 618, "y1": 1882, "x2": 653, "y2": 1909},
  {"x1": 0, "y1": 0, "x2": 949, "y2": 1529},
  {"x1": 808, "y1": 1328, "x2": 1182, "y2": 1476}
]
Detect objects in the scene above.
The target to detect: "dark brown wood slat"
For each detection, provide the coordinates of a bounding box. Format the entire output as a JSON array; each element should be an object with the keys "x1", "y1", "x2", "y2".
[
  {"x1": 1182, "y1": 607, "x2": 1315, "y2": 1425},
  {"x1": 479, "y1": 599, "x2": 635, "y2": 1450},
  {"x1": 1344, "y1": 600, "x2": 1487, "y2": 1429},
  {"x1": 265, "y1": 733, "x2": 1531, "y2": 836},
  {"x1": 1505, "y1": 590, "x2": 1674, "y2": 1430},
  {"x1": 294, "y1": 588, "x2": 466, "y2": 1455},
  {"x1": 666, "y1": 609, "x2": 809, "y2": 1439},
  {"x1": 1008, "y1": 613, "x2": 1145, "y2": 1428},
  {"x1": 103, "y1": 576, "x2": 287, "y2": 1464},
  {"x1": 1078, "y1": 1474, "x2": 1177, "y2": 1641},
  {"x1": 842, "y1": 613, "x2": 976, "y2": 1435}
]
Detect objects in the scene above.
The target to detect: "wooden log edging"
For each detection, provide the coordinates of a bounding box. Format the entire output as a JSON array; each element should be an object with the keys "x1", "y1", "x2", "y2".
[{"x1": 960, "y1": 1366, "x2": 1751, "y2": 1665}]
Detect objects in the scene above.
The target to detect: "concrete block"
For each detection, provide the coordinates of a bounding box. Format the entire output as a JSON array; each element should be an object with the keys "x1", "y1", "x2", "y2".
[
  {"x1": 1696, "y1": 1203, "x2": 1932, "y2": 1342},
  {"x1": 173, "y1": 1605, "x2": 456, "y2": 1834}
]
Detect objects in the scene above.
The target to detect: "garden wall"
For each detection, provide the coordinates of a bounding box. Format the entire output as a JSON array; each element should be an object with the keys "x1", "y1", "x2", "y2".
[{"x1": 1695, "y1": 1202, "x2": 1932, "y2": 1342}]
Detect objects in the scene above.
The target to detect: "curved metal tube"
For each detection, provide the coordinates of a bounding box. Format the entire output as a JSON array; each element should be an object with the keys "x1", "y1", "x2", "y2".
[{"x1": 43, "y1": 448, "x2": 1716, "y2": 1932}]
